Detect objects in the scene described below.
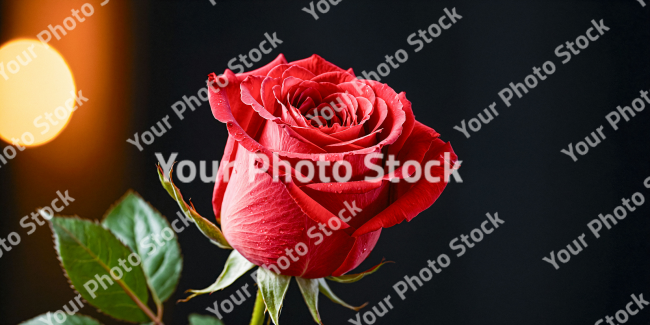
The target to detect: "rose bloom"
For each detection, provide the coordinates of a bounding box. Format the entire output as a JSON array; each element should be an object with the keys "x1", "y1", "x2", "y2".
[{"x1": 209, "y1": 54, "x2": 457, "y2": 278}]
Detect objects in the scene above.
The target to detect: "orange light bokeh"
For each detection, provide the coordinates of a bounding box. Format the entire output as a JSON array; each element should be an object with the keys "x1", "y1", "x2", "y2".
[
  {"x1": 1, "y1": 1, "x2": 133, "y2": 320},
  {"x1": 0, "y1": 39, "x2": 76, "y2": 146}
]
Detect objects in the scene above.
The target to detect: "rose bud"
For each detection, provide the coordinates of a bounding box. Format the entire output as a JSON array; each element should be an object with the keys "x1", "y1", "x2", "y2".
[{"x1": 209, "y1": 54, "x2": 458, "y2": 278}]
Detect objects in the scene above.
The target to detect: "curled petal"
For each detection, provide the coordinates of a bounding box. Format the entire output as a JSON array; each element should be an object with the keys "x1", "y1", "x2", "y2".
[
  {"x1": 237, "y1": 54, "x2": 288, "y2": 80},
  {"x1": 267, "y1": 64, "x2": 293, "y2": 78},
  {"x1": 332, "y1": 229, "x2": 382, "y2": 277},
  {"x1": 282, "y1": 65, "x2": 316, "y2": 80},
  {"x1": 338, "y1": 81, "x2": 376, "y2": 105},
  {"x1": 367, "y1": 97, "x2": 387, "y2": 133},
  {"x1": 384, "y1": 121, "x2": 439, "y2": 180},
  {"x1": 387, "y1": 92, "x2": 416, "y2": 156},
  {"x1": 363, "y1": 80, "x2": 405, "y2": 145},
  {"x1": 352, "y1": 138, "x2": 458, "y2": 237}
]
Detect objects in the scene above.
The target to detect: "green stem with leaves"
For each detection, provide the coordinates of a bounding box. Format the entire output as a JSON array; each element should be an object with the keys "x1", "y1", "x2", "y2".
[{"x1": 250, "y1": 289, "x2": 266, "y2": 325}]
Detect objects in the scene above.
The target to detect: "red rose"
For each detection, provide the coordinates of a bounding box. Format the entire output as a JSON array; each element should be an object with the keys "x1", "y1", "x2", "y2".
[{"x1": 209, "y1": 54, "x2": 457, "y2": 278}]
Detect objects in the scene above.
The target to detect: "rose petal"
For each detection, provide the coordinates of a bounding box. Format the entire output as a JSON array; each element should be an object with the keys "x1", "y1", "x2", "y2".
[
  {"x1": 267, "y1": 64, "x2": 293, "y2": 78},
  {"x1": 302, "y1": 179, "x2": 383, "y2": 194},
  {"x1": 309, "y1": 115, "x2": 328, "y2": 128},
  {"x1": 352, "y1": 139, "x2": 458, "y2": 237},
  {"x1": 295, "y1": 87, "x2": 322, "y2": 108},
  {"x1": 384, "y1": 121, "x2": 440, "y2": 180},
  {"x1": 321, "y1": 141, "x2": 365, "y2": 153},
  {"x1": 280, "y1": 77, "x2": 303, "y2": 103},
  {"x1": 328, "y1": 124, "x2": 364, "y2": 141},
  {"x1": 311, "y1": 71, "x2": 357, "y2": 84},
  {"x1": 210, "y1": 70, "x2": 264, "y2": 137},
  {"x1": 332, "y1": 229, "x2": 382, "y2": 276},
  {"x1": 229, "y1": 71, "x2": 406, "y2": 163},
  {"x1": 210, "y1": 75, "x2": 276, "y2": 158},
  {"x1": 237, "y1": 54, "x2": 288, "y2": 79},
  {"x1": 240, "y1": 76, "x2": 281, "y2": 138},
  {"x1": 283, "y1": 180, "x2": 351, "y2": 230},
  {"x1": 209, "y1": 92, "x2": 353, "y2": 233},
  {"x1": 220, "y1": 145, "x2": 355, "y2": 277},
  {"x1": 271, "y1": 148, "x2": 383, "y2": 182},
  {"x1": 282, "y1": 65, "x2": 317, "y2": 80},
  {"x1": 290, "y1": 54, "x2": 349, "y2": 75},
  {"x1": 288, "y1": 103, "x2": 310, "y2": 127},
  {"x1": 212, "y1": 135, "x2": 238, "y2": 224},
  {"x1": 387, "y1": 92, "x2": 416, "y2": 156},
  {"x1": 323, "y1": 129, "x2": 381, "y2": 152},
  {"x1": 300, "y1": 179, "x2": 391, "y2": 230},
  {"x1": 364, "y1": 80, "x2": 405, "y2": 145},
  {"x1": 318, "y1": 123, "x2": 347, "y2": 134},
  {"x1": 261, "y1": 77, "x2": 284, "y2": 118},
  {"x1": 322, "y1": 93, "x2": 356, "y2": 126},
  {"x1": 272, "y1": 85, "x2": 301, "y2": 126},
  {"x1": 259, "y1": 120, "x2": 327, "y2": 154},
  {"x1": 338, "y1": 81, "x2": 376, "y2": 105},
  {"x1": 313, "y1": 101, "x2": 348, "y2": 127},
  {"x1": 355, "y1": 96, "x2": 373, "y2": 124},
  {"x1": 314, "y1": 82, "x2": 343, "y2": 99},
  {"x1": 367, "y1": 97, "x2": 388, "y2": 133},
  {"x1": 298, "y1": 97, "x2": 316, "y2": 115},
  {"x1": 287, "y1": 125, "x2": 350, "y2": 148}
]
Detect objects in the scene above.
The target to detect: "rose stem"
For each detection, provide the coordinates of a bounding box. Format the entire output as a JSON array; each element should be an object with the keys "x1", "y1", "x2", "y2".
[{"x1": 250, "y1": 289, "x2": 266, "y2": 325}]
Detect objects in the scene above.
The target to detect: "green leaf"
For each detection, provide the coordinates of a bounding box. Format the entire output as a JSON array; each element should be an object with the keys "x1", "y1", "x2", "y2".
[
  {"x1": 20, "y1": 313, "x2": 102, "y2": 325},
  {"x1": 102, "y1": 191, "x2": 183, "y2": 303},
  {"x1": 257, "y1": 267, "x2": 291, "y2": 325},
  {"x1": 50, "y1": 217, "x2": 150, "y2": 323},
  {"x1": 296, "y1": 277, "x2": 321, "y2": 324},
  {"x1": 188, "y1": 313, "x2": 225, "y2": 325},
  {"x1": 157, "y1": 164, "x2": 232, "y2": 249},
  {"x1": 182, "y1": 250, "x2": 255, "y2": 302},
  {"x1": 318, "y1": 278, "x2": 367, "y2": 312},
  {"x1": 326, "y1": 260, "x2": 392, "y2": 284}
]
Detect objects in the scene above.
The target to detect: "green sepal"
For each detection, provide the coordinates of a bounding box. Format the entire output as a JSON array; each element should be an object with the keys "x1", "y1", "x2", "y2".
[
  {"x1": 296, "y1": 277, "x2": 322, "y2": 324},
  {"x1": 181, "y1": 249, "x2": 255, "y2": 302},
  {"x1": 318, "y1": 278, "x2": 367, "y2": 312},
  {"x1": 257, "y1": 267, "x2": 291, "y2": 325},
  {"x1": 157, "y1": 164, "x2": 232, "y2": 249},
  {"x1": 326, "y1": 260, "x2": 392, "y2": 284}
]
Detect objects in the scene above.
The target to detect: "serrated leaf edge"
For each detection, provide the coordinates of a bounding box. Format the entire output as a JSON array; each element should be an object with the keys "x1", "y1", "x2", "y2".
[{"x1": 49, "y1": 216, "x2": 156, "y2": 323}]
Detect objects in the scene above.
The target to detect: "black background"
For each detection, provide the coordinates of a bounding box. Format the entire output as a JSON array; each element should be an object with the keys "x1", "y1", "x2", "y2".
[{"x1": 2, "y1": 0, "x2": 650, "y2": 324}]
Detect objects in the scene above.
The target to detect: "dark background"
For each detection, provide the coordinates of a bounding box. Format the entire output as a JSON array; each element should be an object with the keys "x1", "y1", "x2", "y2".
[{"x1": 1, "y1": 0, "x2": 650, "y2": 324}]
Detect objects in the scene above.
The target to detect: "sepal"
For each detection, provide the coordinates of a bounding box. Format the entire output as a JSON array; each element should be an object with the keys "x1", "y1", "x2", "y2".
[
  {"x1": 157, "y1": 164, "x2": 232, "y2": 249},
  {"x1": 181, "y1": 250, "x2": 255, "y2": 302}
]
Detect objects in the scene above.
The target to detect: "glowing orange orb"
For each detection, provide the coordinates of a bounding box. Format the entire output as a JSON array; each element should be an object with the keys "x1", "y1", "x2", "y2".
[{"x1": 0, "y1": 39, "x2": 76, "y2": 147}]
